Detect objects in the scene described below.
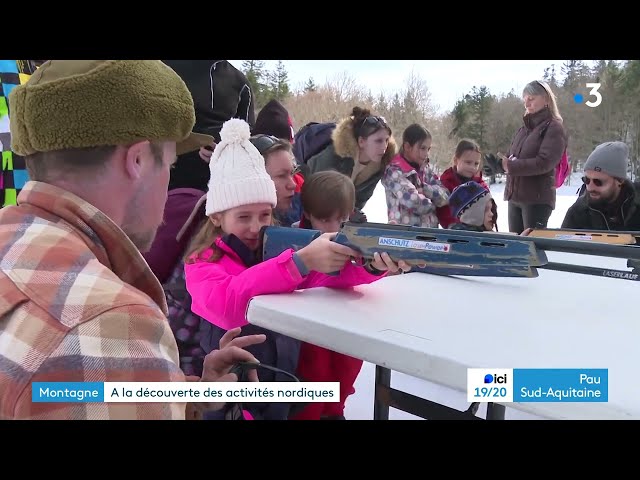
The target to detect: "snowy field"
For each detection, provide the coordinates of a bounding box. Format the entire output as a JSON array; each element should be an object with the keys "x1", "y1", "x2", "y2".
[{"x1": 346, "y1": 173, "x2": 586, "y2": 420}]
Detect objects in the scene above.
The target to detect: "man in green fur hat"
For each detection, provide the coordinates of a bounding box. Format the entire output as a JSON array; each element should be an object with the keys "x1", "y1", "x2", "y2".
[{"x1": 0, "y1": 60, "x2": 265, "y2": 420}]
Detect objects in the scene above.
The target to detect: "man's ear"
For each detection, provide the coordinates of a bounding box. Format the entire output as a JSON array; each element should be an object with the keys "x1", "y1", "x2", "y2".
[{"x1": 123, "y1": 141, "x2": 149, "y2": 180}]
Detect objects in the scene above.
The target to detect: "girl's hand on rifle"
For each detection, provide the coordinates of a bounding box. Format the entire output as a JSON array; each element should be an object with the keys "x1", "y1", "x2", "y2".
[
  {"x1": 369, "y1": 252, "x2": 412, "y2": 274},
  {"x1": 297, "y1": 233, "x2": 360, "y2": 273}
]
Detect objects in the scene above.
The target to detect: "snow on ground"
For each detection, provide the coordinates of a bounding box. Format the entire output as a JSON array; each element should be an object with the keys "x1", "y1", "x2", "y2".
[{"x1": 345, "y1": 173, "x2": 586, "y2": 420}]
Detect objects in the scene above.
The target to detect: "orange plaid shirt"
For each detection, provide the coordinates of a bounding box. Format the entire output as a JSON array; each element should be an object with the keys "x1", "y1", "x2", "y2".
[{"x1": 0, "y1": 181, "x2": 186, "y2": 419}]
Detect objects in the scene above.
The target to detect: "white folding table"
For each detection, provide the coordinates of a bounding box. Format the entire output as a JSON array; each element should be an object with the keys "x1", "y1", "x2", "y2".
[{"x1": 246, "y1": 251, "x2": 638, "y2": 420}]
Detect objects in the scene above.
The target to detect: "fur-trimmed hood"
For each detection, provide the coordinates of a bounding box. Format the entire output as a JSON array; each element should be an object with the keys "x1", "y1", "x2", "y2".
[{"x1": 332, "y1": 116, "x2": 397, "y2": 167}]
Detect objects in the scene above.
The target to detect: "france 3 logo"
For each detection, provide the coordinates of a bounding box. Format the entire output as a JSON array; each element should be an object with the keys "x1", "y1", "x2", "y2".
[
  {"x1": 467, "y1": 368, "x2": 513, "y2": 402},
  {"x1": 574, "y1": 83, "x2": 602, "y2": 108}
]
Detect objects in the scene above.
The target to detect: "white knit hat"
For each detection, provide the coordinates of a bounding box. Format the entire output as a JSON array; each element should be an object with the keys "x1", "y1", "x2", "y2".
[{"x1": 205, "y1": 118, "x2": 277, "y2": 216}]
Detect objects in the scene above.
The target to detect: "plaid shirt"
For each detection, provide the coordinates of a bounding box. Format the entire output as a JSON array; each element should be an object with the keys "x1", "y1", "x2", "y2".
[{"x1": 0, "y1": 181, "x2": 186, "y2": 419}]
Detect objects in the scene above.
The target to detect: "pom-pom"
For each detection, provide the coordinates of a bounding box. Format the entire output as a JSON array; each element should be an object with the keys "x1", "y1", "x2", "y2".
[{"x1": 220, "y1": 118, "x2": 251, "y2": 144}]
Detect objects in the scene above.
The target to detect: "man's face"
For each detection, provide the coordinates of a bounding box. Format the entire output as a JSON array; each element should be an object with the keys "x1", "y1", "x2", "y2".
[
  {"x1": 122, "y1": 141, "x2": 175, "y2": 252},
  {"x1": 584, "y1": 170, "x2": 622, "y2": 209}
]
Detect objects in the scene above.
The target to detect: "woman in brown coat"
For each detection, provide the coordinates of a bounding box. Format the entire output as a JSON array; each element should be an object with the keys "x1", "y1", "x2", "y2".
[{"x1": 502, "y1": 80, "x2": 567, "y2": 233}]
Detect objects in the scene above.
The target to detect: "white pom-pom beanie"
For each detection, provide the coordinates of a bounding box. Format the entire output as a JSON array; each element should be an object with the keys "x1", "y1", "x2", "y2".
[{"x1": 205, "y1": 118, "x2": 277, "y2": 216}]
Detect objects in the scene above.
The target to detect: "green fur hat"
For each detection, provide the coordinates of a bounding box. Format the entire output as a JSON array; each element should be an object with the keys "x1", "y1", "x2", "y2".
[{"x1": 8, "y1": 60, "x2": 213, "y2": 156}]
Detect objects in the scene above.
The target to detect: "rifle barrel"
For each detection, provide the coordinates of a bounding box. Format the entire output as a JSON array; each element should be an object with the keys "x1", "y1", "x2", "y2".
[
  {"x1": 536, "y1": 227, "x2": 640, "y2": 237},
  {"x1": 539, "y1": 262, "x2": 640, "y2": 282},
  {"x1": 526, "y1": 236, "x2": 640, "y2": 261}
]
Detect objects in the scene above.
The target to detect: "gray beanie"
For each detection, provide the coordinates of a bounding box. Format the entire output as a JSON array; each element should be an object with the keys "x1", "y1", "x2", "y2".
[{"x1": 583, "y1": 141, "x2": 629, "y2": 180}]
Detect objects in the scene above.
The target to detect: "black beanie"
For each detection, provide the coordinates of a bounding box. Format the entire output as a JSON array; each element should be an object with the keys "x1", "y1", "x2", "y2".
[{"x1": 252, "y1": 99, "x2": 294, "y2": 142}]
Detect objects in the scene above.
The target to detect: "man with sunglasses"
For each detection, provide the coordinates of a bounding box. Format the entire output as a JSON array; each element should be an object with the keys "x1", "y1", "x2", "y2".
[{"x1": 562, "y1": 141, "x2": 640, "y2": 231}]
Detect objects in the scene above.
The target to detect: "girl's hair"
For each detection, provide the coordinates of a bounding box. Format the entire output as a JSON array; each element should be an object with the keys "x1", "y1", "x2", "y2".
[
  {"x1": 400, "y1": 124, "x2": 432, "y2": 154},
  {"x1": 491, "y1": 199, "x2": 498, "y2": 232},
  {"x1": 183, "y1": 214, "x2": 277, "y2": 264},
  {"x1": 250, "y1": 135, "x2": 293, "y2": 160},
  {"x1": 184, "y1": 218, "x2": 225, "y2": 264},
  {"x1": 183, "y1": 136, "x2": 288, "y2": 265},
  {"x1": 301, "y1": 171, "x2": 355, "y2": 220},
  {"x1": 522, "y1": 80, "x2": 563, "y2": 122},
  {"x1": 454, "y1": 138, "x2": 481, "y2": 160},
  {"x1": 351, "y1": 106, "x2": 392, "y2": 140},
  {"x1": 453, "y1": 138, "x2": 483, "y2": 171}
]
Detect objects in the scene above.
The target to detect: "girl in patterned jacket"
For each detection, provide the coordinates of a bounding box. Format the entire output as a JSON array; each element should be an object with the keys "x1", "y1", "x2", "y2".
[{"x1": 381, "y1": 123, "x2": 449, "y2": 227}]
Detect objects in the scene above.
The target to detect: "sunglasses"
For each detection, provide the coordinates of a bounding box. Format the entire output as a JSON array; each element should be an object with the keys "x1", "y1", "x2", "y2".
[
  {"x1": 582, "y1": 176, "x2": 606, "y2": 187},
  {"x1": 250, "y1": 134, "x2": 281, "y2": 155},
  {"x1": 360, "y1": 115, "x2": 388, "y2": 129},
  {"x1": 222, "y1": 362, "x2": 304, "y2": 420}
]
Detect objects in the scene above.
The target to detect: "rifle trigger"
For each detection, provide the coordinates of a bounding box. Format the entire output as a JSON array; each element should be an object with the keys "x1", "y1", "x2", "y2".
[{"x1": 350, "y1": 256, "x2": 366, "y2": 267}]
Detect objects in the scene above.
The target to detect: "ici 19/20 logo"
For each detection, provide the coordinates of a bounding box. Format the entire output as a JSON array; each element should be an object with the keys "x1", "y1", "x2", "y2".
[
  {"x1": 574, "y1": 83, "x2": 602, "y2": 108},
  {"x1": 484, "y1": 373, "x2": 508, "y2": 384}
]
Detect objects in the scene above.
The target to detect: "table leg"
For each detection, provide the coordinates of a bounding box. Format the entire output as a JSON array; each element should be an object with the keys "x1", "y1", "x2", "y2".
[
  {"x1": 374, "y1": 365, "x2": 392, "y2": 420},
  {"x1": 486, "y1": 402, "x2": 506, "y2": 420}
]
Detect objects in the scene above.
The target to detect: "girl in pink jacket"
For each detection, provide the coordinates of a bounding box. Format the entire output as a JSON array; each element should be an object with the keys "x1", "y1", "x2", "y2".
[{"x1": 183, "y1": 119, "x2": 409, "y2": 420}]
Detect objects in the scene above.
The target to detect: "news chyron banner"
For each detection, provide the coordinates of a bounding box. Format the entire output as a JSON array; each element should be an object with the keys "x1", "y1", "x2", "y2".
[
  {"x1": 32, "y1": 382, "x2": 340, "y2": 404},
  {"x1": 467, "y1": 368, "x2": 608, "y2": 403}
]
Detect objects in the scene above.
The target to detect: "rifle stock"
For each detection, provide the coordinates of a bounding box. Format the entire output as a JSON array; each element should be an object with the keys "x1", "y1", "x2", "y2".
[
  {"x1": 260, "y1": 222, "x2": 549, "y2": 268},
  {"x1": 259, "y1": 227, "x2": 321, "y2": 262}
]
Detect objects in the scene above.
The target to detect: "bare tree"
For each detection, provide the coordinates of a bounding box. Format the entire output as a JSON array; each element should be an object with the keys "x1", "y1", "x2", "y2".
[
  {"x1": 485, "y1": 92, "x2": 524, "y2": 154},
  {"x1": 281, "y1": 60, "x2": 638, "y2": 182},
  {"x1": 429, "y1": 115, "x2": 458, "y2": 175}
]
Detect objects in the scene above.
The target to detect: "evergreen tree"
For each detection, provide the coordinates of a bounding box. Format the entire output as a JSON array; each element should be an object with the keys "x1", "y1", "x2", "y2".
[{"x1": 304, "y1": 77, "x2": 317, "y2": 92}]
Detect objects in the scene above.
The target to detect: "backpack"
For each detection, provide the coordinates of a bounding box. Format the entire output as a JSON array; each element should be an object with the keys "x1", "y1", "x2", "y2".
[
  {"x1": 292, "y1": 121, "x2": 336, "y2": 165},
  {"x1": 144, "y1": 188, "x2": 206, "y2": 284},
  {"x1": 163, "y1": 260, "x2": 207, "y2": 378},
  {"x1": 163, "y1": 255, "x2": 303, "y2": 421},
  {"x1": 539, "y1": 120, "x2": 570, "y2": 188},
  {"x1": 555, "y1": 149, "x2": 570, "y2": 188}
]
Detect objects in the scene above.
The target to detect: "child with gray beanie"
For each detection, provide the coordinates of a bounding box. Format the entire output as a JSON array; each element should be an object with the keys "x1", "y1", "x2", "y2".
[{"x1": 448, "y1": 181, "x2": 498, "y2": 232}]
